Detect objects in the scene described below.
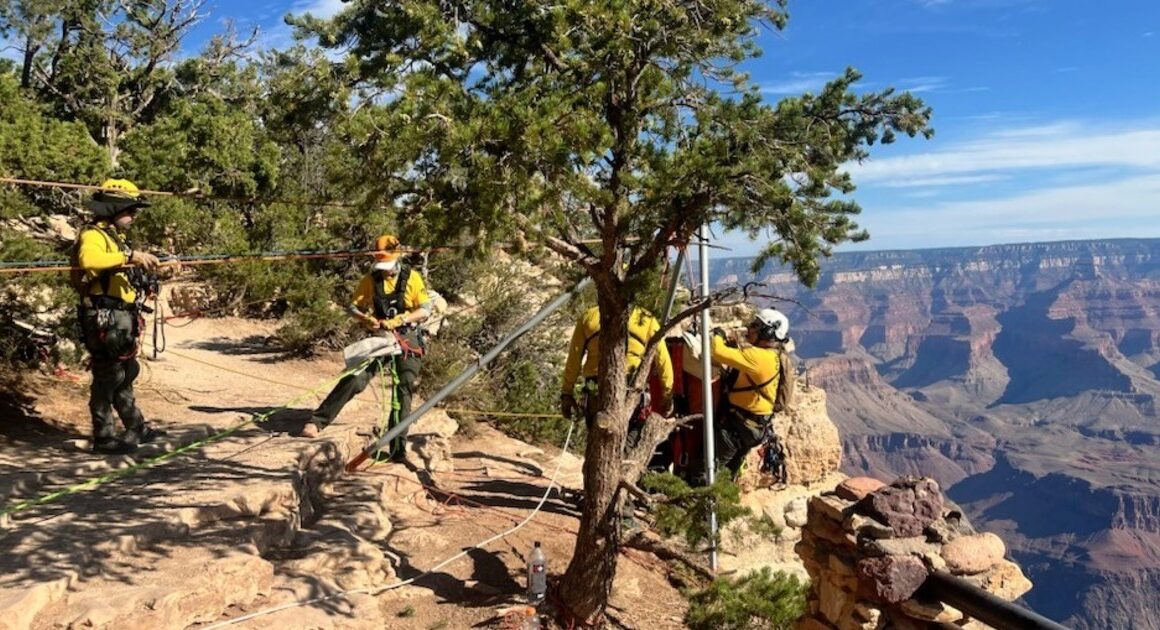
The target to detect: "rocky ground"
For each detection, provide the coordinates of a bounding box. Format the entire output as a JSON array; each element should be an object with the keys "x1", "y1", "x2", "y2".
[{"x1": 0, "y1": 315, "x2": 698, "y2": 629}]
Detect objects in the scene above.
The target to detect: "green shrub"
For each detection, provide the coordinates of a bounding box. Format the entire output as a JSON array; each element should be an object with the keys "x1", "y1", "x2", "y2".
[
  {"x1": 640, "y1": 472, "x2": 751, "y2": 548},
  {"x1": 684, "y1": 568, "x2": 808, "y2": 630}
]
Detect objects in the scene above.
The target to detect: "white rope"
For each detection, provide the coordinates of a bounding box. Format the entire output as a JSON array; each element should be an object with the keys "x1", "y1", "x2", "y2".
[{"x1": 204, "y1": 420, "x2": 576, "y2": 629}]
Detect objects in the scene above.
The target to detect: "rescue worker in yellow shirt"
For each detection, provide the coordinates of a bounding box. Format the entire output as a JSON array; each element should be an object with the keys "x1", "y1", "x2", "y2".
[
  {"x1": 300, "y1": 235, "x2": 431, "y2": 459},
  {"x1": 709, "y1": 308, "x2": 789, "y2": 478},
  {"x1": 74, "y1": 179, "x2": 166, "y2": 454},
  {"x1": 559, "y1": 305, "x2": 675, "y2": 441}
]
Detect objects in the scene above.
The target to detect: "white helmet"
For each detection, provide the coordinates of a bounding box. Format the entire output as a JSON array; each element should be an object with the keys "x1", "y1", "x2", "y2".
[{"x1": 752, "y1": 308, "x2": 789, "y2": 343}]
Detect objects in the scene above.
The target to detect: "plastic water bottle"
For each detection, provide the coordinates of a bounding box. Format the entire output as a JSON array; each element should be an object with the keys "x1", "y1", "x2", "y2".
[
  {"x1": 521, "y1": 607, "x2": 542, "y2": 630},
  {"x1": 526, "y1": 541, "x2": 547, "y2": 605}
]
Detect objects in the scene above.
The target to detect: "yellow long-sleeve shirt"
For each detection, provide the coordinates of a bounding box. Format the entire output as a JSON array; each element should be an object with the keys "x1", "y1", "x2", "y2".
[
  {"x1": 711, "y1": 335, "x2": 780, "y2": 416},
  {"x1": 76, "y1": 223, "x2": 135, "y2": 304},
  {"x1": 351, "y1": 269, "x2": 431, "y2": 314},
  {"x1": 561, "y1": 306, "x2": 674, "y2": 397}
]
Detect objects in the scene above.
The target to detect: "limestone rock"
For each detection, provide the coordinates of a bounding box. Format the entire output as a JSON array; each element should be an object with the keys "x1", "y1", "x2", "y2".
[
  {"x1": 812, "y1": 494, "x2": 855, "y2": 523},
  {"x1": 943, "y1": 532, "x2": 1005, "y2": 575},
  {"x1": 409, "y1": 409, "x2": 459, "y2": 438},
  {"x1": 856, "y1": 555, "x2": 928, "y2": 604},
  {"x1": 863, "y1": 536, "x2": 941, "y2": 559},
  {"x1": 737, "y1": 385, "x2": 841, "y2": 489},
  {"x1": 405, "y1": 409, "x2": 458, "y2": 472},
  {"x1": 807, "y1": 504, "x2": 852, "y2": 546},
  {"x1": 836, "y1": 477, "x2": 885, "y2": 502},
  {"x1": 0, "y1": 576, "x2": 73, "y2": 630},
  {"x1": 972, "y1": 559, "x2": 1033, "y2": 600},
  {"x1": 46, "y1": 215, "x2": 77, "y2": 241},
  {"x1": 857, "y1": 477, "x2": 943, "y2": 538},
  {"x1": 785, "y1": 496, "x2": 809, "y2": 528},
  {"x1": 843, "y1": 513, "x2": 894, "y2": 540},
  {"x1": 819, "y1": 578, "x2": 853, "y2": 625},
  {"x1": 900, "y1": 597, "x2": 964, "y2": 623},
  {"x1": 852, "y1": 603, "x2": 883, "y2": 629}
]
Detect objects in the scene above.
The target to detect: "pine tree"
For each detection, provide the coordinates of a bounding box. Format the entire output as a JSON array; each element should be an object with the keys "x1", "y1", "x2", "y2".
[{"x1": 296, "y1": 1, "x2": 932, "y2": 621}]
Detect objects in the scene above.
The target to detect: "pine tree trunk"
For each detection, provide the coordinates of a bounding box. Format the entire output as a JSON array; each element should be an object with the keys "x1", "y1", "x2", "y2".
[{"x1": 559, "y1": 298, "x2": 631, "y2": 624}]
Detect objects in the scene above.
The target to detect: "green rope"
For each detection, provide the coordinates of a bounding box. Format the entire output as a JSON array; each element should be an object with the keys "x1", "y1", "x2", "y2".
[
  {"x1": 389, "y1": 356, "x2": 402, "y2": 457},
  {"x1": 0, "y1": 358, "x2": 375, "y2": 518}
]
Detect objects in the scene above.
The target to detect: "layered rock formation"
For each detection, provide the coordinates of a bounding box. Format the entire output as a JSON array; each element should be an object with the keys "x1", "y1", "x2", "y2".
[
  {"x1": 722, "y1": 382, "x2": 847, "y2": 579},
  {"x1": 712, "y1": 239, "x2": 1160, "y2": 629}
]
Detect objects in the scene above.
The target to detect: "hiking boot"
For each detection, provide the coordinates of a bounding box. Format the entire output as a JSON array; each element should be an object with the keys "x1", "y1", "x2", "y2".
[
  {"x1": 298, "y1": 422, "x2": 320, "y2": 438},
  {"x1": 124, "y1": 425, "x2": 167, "y2": 446},
  {"x1": 92, "y1": 437, "x2": 136, "y2": 455}
]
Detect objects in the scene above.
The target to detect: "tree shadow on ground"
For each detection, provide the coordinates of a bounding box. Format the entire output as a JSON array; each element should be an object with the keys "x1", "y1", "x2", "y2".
[
  {"x1": 188, "y1": 405, "x2": 314, "y2": 434},
  {"x1": 452, "y1": 450, "x2": 543, "y2": 477},
  {"x1": 180, "y1": 336, "x2": 292, "y2": 364},
  {"x1": 0, "y1": 379, "x2": 85, "y2": 446},
  {"x1": 0, "y1": 449, "x2": 291, "y2": 589},
  {"x1": 444, "y1": 478, "x2": 580, "y2": 518}
]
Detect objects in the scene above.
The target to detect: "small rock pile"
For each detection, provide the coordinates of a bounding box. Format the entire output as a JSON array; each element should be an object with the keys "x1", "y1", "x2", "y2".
[{"x1": 795, "y1": 476, "x2": 1033, "y2": 629}]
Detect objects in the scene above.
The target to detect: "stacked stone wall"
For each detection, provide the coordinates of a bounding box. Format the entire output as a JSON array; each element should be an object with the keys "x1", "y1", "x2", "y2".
[{"x1": 795, "y1": 476, "x2": 1033, "y2": 629}]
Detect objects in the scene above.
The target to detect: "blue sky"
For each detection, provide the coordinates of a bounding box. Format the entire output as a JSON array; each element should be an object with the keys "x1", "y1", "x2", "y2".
[
  {"x1": 13, "y1": 0, "x2": 1160, "y2": 255},
  {"x1": 204, "y1": 0, "x2": 1160, "y2": 254}
]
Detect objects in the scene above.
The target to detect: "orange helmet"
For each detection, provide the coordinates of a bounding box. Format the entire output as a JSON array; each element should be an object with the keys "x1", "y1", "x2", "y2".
[{"x1": 372, "y1": 234, "x2": 401, "y2": 270}]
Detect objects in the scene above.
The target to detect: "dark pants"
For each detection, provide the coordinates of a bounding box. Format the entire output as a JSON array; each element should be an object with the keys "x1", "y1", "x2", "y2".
[
  {"x1": 312, "y1": 330, "x2": 424, "y2": 452},
  {"x1": 82, "y1": 307, "x2": 146, "y2": 440},
  {"x1": 715, "y1": 407, "x2": 767, "y2": 478}
]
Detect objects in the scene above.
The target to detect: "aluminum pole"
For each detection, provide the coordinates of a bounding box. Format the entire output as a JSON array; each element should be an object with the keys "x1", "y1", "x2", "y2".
[
  {"x1": 698, "y1": 225, "x2": 718, "y2": 571},
  {"x1": 346, "y1": 277, "x2": 592, "y2": 472},
  {"x1": 661, "y1": 249, "x2": 686, "y2": 323}
]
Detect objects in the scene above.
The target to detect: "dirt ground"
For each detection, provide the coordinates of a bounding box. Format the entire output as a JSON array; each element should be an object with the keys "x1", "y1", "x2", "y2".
[{"x1": 0, "y1": 313, "x2": 690, "y2": 629}]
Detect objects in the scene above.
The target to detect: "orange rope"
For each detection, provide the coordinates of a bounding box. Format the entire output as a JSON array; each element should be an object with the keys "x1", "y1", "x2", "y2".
[{"x1": 0, "y1": 175, "x2": 371, "y2": 209}]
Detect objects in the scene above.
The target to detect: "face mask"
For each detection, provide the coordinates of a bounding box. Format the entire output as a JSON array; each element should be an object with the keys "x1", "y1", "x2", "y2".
[{"x1": 372, "y1": 260, "x2": 399, "y2": 273}]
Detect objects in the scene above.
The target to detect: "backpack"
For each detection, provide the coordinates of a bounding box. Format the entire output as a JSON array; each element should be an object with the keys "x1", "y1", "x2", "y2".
[
  {"x1": 773, "y1": 344, "x2": 796, "y2": 413},
  {"x1": 421, "y1": 289, "x2": 449, "y2": 336}
]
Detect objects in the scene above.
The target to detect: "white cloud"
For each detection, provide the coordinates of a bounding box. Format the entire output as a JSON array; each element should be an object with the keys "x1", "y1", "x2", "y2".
[
  {"x1": 878, "y1": 174, "x2": 1008, "y2": 188},
  {"x1": 854, "y1": 173, "x2": 1160, "y2": 249},
  {"x1": 849, "y1": 121, "x2": 1160, "y2": 184},
  {"x1": 897, "y1": 76, "x2": 948, "y2": 93},
  {"x1": 760, "y1": 72, "x2": 837, "y2": 95}
]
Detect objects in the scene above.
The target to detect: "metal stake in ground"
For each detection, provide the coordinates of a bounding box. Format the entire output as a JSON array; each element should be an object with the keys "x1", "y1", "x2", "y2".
[{"x1": 344, "y1": 277, "x2": 593, "y2": 472}]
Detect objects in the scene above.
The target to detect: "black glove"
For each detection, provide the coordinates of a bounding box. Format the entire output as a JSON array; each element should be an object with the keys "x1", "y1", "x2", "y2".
[
  {"x1": 711, "y1": 327, "x2": 727, "y2": 338},
  {"x1": 560, "y1": 394, "x2": 577, "y2": 421}
]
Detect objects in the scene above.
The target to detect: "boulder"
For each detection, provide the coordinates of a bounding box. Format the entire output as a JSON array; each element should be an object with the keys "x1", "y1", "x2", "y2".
[
  {"x1": 857, "y1": 477, "x2": 943, "y2": 538},
  {"x1": 943, "y1": 532, "x2": 1005, "y2": 575},
  {"x1": 836, "y1": 477, "x2": 886, "y2": 502},
  {"x1": 856, "y1": 555, "x2": 928, "y2": 604}
]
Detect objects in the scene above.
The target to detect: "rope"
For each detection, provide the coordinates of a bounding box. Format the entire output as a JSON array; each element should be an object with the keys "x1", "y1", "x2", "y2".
[
  {"x1": 0, "y1": 175, "x2": 374, "y2": 210},
  {"x1": 0, "y1": 247, "x2": 450, "y2": 275},
  {"x1": 202, "y1": 420, "x2": 576, "y2": 629},
  {"x1": 443, "y1": 408, "x2": 562, "y2": 419},
  {"x1": 140, "y1": 339, "x2": 560, "y2": 422},
  {"x1": 0, "y1": 357, "x2": 375, "y2": 518}
]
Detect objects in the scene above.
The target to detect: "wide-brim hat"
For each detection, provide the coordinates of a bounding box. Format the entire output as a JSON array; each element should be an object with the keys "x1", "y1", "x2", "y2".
[{"x1": 84, "y1": 179, "x2": 151, "y2": 217}]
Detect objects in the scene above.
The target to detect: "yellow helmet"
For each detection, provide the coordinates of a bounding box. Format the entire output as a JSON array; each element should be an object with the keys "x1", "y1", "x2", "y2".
[
  {"x1": 99, "y1": 178, "x2": 143, "y2": 198},
  {"x1": 85, "y1": 178, "x2": 150, "y2": 217}
]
